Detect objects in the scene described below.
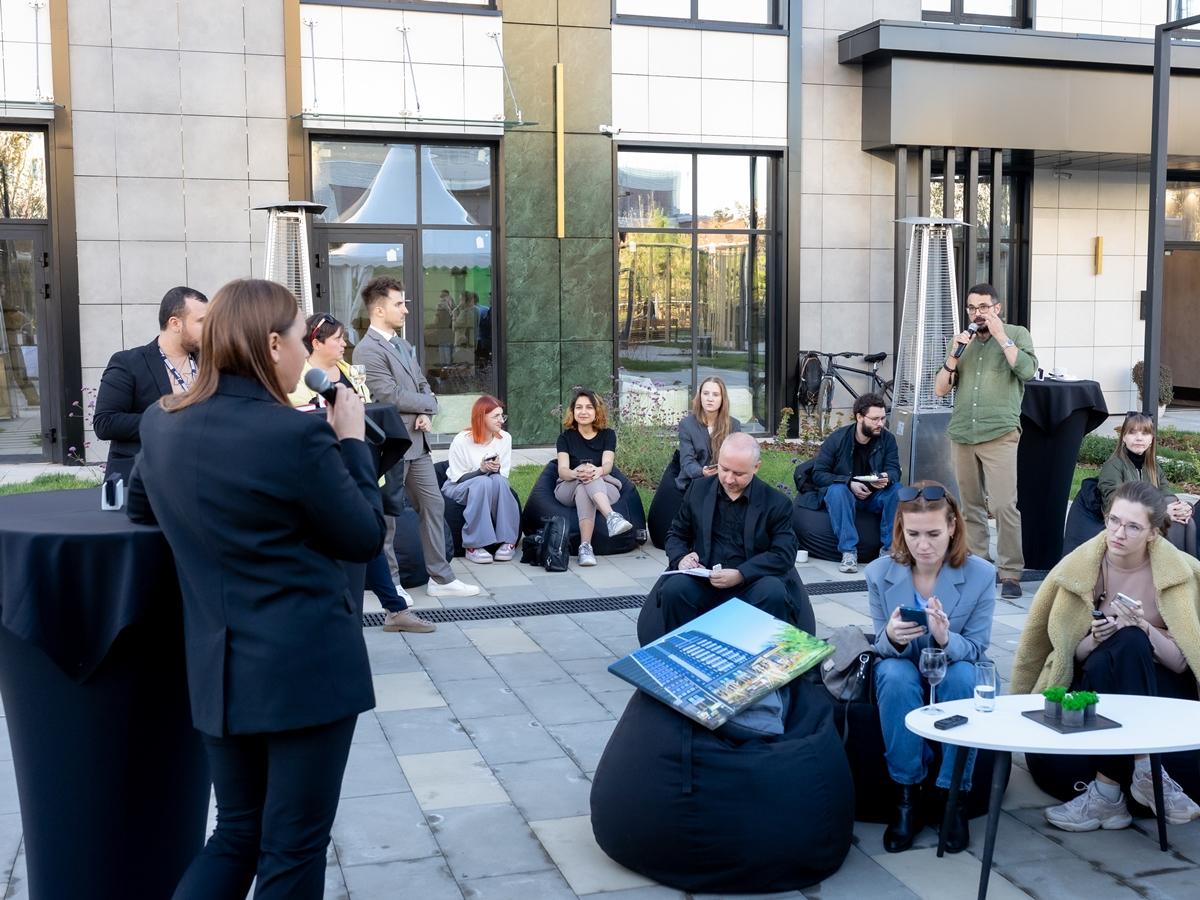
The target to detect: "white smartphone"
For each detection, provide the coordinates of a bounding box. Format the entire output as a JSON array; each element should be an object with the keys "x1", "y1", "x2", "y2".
[{"x1": 1114, "y1": 592, "x2": 1142, "y2": 612}]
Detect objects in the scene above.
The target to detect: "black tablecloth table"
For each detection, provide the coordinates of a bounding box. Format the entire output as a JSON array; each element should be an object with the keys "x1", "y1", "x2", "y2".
[
  {"x1": 1017, "y1": 379, "x2": 1109, "y2": 569},
  {"x1": 0, "y1": 489, "x2": 210, "y2": 900}
]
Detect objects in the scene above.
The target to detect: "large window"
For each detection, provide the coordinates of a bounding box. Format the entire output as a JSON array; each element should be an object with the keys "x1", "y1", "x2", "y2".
[
  {"x1": 0, "y1": 130, "x2": 48, "y2": 221},
  {"x1": 311, "y1": 138, "x2": 496, "y2": 439},
  {"x1": 1167, "y1": 182, "x2": 1200, "y2": 242},
  {"x1": 922, "y1": 0, "x2": 1027, "y2": 27},
  {"x1": 614, "y1": 0, "x2": 781, "y2": 29},
  {"x1": 617, "y1": 149, "x2": 774, "y2": 431}
]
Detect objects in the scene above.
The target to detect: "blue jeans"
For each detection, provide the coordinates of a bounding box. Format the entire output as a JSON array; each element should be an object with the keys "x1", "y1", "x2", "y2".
[
  {"x1": 823, "y1": 482, "x2": 901, "y2": 554},
  {"x1": 366, "y1": 551, "x2": 407, "y2": 613},
  {"x1": 874, "y1": 657, "x2": 978, "y2": 790}
]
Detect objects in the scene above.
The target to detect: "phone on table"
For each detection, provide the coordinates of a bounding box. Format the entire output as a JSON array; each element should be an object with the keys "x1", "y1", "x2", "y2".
[
  {"x1": 934, "y1": 714, "x2": 968, "y2": 731},
  {"x1": 898, "y1": 606, "x2": 929, "y2": 630}
]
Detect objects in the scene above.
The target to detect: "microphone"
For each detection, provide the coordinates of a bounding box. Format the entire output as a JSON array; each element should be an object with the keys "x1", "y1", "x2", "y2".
[
  {"x1": 952, "y1": 322, "x2": 979, "y2": 359},
  {"x1": 304, "y1": 368, "x2": 386, "y2": 443}
]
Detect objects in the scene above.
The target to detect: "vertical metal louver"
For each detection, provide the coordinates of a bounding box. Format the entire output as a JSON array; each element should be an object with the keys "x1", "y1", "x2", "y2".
[{"x1": 255, "y1": 201, "x2": 326, "y2": 316}]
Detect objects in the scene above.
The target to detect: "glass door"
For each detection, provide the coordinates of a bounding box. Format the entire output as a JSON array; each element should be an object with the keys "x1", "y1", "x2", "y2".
[
  {"x1": 314, "y1": 228, "x2": 417, "y2": 364},
  {"x1": 0, "y1": 227, "x2": 49, "y2": 460}
]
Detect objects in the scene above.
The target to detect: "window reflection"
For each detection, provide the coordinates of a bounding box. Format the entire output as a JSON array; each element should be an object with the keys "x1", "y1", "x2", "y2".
[
  {"x1": 421, "y1": 145, "x2": 492, "y2": 226},
  {"x1": 615, "y1": 0, "x2": 690, "y2": 17},
  {"x1": 697, "y1": 0, "x2": 773, "y2": 24},
  {"x1": 696, "y1": 155, "x2": 752, "y2": 230},
  {"x1": 618, "y1": 152, "x2": 693, "y2": 229},
  {"x1": 1166, "y1": 183, "x2": 1200, "y2": 242},
  {"x1": 312, "y1": 141, "x2": 417, "y2": 224},
  {"x1": 0, "y1": 130, "x2": 48, "y2": 220}
]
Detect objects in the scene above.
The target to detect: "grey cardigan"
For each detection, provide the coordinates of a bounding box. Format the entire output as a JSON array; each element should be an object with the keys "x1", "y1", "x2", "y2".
[{"x1": 676, "y1": 413, "x2": 742, "y2": 491}]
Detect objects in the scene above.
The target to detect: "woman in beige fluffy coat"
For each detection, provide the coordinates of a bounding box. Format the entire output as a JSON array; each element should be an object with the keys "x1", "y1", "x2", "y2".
[{"x1": 1012, "y1": 481, "x2": 1200, "y2": 832}]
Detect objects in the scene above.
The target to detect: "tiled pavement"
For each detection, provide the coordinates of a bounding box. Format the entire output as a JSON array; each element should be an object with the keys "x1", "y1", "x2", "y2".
[{"x1": 3, "y1": 544, "x2": 1200, "y2": 898}]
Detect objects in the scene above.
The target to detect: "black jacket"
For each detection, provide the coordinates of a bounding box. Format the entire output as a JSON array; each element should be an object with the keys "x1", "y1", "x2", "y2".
[
  {"x1": 93, "y1": 338, "x2": 173, "y2": 468},
  {"x1": 796, "y1": 424, "x2": 902, "y2": 511},
  {"x1": 128, "y1": 374, "x2": 385, "y2": 737}
]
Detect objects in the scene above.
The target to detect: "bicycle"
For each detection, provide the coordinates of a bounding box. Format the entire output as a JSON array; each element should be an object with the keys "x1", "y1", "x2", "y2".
[{"x1": 796, "y1": 349, "x2": 894, "y2": 433}]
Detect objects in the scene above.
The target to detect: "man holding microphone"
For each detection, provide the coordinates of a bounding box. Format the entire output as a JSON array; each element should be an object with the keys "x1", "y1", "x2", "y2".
[{"x1": 934, "y1": 283, "x2": 1037, "y2": 600}]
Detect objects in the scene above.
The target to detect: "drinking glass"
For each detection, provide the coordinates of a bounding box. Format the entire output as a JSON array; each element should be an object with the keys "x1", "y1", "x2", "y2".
[
  {"x1": 348, "y1": 364, "x2": 367, "y2": 394},
  {"x1": 919, "y1": 648, "x2": 947, "y2": 715},
  {"x1": 974, "y1": 661, "x2": 997, "y2": 712}
]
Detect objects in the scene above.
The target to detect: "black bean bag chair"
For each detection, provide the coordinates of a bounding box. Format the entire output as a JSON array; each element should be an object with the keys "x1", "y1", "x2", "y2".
[
  {"x1": 647, "y1": 451, "x2": 685, "y2": 550},
  {"x1": 1062, "y1": 477, "x2": 1105, "y2": 558},
  {"x1": 792, "y1": 501, "x2": 883, "y2": 562},
  {"x1": 392, "y1": 494, "x2": 456, "y2": 589},
  {"x1": 433, "y1": 460, "x2": 522, "y2": 558},
  {"x1": 590, "y1": 679, "x2": 854, "y2": 893},
  {"x1": 519, "y1": 461, "x2": 646, "y2": 556}
]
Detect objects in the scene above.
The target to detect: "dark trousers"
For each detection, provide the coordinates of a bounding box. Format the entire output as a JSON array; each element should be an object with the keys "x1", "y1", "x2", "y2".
[
  {"x1": 1076, "y1": 627, "x2": 1197, "y2": 784},
  {"x1": 172, "y1": 715, "x2": 357, "y2": 900},
  {"x1": 365, "y1": 550, "x2": 407, "y2": 613},
  {"x1": 657, "y1": 574, "x2": 792, "y2": 634}
]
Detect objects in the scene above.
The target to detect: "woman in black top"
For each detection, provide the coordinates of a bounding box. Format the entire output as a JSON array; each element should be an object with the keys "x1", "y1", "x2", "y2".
[{"x1": 555, "y1": 388, "x2": 632, "y2": 566}]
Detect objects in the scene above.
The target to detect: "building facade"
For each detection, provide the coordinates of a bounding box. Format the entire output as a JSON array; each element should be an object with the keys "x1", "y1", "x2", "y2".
[{"x1": 0, "y1": 0, "x2": 1197, "y2": 462}]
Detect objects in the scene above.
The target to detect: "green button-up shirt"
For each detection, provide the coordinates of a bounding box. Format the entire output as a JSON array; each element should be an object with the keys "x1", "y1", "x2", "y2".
[{"x1": 946, "y1": 323, "x2": 1037, "y2": 445}]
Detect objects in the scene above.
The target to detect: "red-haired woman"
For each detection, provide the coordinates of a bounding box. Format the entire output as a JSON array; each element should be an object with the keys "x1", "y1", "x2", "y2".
[{"x1": 441, "y1": 396, "x2": 519, "y2": 563}]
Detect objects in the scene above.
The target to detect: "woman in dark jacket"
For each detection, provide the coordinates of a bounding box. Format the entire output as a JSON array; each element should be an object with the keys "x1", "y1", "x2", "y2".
[
  {"x1": 129, "y1": 279, "x2": 385, "y2": 899},
  {"x1": 676, "y1": 375, "x2": 742, "y2": 491}
]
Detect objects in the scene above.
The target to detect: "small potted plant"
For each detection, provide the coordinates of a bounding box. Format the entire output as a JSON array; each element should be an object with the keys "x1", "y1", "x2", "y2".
[
  {"x1": 1043, "y1": 685, "x2": 1067, "y2": 721},
  {"x1": 1061, "y1": 692, "x2": 1088, "y2": 728},
  {"x1": 1076, "y1": 690, "x2": 1099, "y2": 723}
]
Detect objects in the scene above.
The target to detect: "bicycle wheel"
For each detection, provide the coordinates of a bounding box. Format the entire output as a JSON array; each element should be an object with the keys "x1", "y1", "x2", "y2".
[{"x1": 816, "y1": 377, "x2": 836, "y2": 434}]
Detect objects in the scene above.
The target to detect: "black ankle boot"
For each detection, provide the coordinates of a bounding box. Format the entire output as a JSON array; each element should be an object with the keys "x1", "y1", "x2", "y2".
[
  {"x1": 939, "y1": 789, "x2": 970, "y2": 854},
  {"x1": 884, "y1": 783, "x2": 923, "y2": 853}
]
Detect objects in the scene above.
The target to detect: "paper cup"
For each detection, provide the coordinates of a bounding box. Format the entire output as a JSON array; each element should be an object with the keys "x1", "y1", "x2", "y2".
[{"x1": 795, "y1": 550, "x2": 809, "y2": 564}]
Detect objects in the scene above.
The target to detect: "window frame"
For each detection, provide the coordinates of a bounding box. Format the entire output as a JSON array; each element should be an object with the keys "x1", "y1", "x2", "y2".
[
  {"x1": 922, "y1": 0, "x2": 1029, "y2": 29},
  {"x1": 299, "y1": 0, "x2": 499, "y2": 14},
  {"x1": 611, "y1": 0, "x2": 786, "y2": 34}
]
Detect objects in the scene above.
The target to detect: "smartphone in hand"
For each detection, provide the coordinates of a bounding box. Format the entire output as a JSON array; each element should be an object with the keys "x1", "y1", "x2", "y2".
[{"x1": 898, "y1": 606, "x2": 929, "y2": 629}]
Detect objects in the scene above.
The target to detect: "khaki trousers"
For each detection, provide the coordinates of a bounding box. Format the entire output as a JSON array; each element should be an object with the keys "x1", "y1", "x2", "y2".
[{"x1": 951, "y1": 429, "x2": 1023, "y2": 581}]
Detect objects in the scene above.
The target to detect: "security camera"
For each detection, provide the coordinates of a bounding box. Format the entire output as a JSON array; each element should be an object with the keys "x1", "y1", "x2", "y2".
[{"x1": 599, "y1": 124, "x2": 622, "y2": 136}]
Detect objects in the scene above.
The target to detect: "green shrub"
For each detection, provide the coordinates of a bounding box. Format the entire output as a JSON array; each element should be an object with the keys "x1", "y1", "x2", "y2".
[{"x1": 1077, "y1": 435, "x2": 1116, "y2": 466}]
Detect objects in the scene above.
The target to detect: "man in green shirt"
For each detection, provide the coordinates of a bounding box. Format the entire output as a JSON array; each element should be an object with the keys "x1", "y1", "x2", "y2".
[{"x1": 934, "y1": 283, "x2": 1037, "y2": 600}]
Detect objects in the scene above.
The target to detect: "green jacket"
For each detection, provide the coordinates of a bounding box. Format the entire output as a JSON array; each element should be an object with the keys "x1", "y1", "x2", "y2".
[{"x1": 1097, "y1": 452, "x2": 1175, "y2": 508}]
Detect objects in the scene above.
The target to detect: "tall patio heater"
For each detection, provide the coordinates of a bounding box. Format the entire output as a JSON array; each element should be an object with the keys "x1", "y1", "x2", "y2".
[
  {"x1": 255, "y1": 200, "x2": 326, "y2": 315},
  {"x1": 891, "y1": 217, "x2": 964, "y2": 493}
]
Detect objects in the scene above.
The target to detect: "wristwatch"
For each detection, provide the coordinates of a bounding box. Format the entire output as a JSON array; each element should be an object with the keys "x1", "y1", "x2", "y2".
[{"x1": 1002, "y1": 339, "x2": 1015, "y2": 349}]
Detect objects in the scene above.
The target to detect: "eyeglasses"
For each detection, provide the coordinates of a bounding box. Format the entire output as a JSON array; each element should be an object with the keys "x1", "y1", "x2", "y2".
[
  {"x1": 492, "y1": 413, "x2": 508, "y2": 423},
  {"x1": 1106, "y1": 514, "x2": 1146, "y2": 537},
  {"x1": 897, "y1": 485, "x2": 947, "y2": 503},
  {"x1": 965, "y1": 303, "x2": 997, "y2": 314}
]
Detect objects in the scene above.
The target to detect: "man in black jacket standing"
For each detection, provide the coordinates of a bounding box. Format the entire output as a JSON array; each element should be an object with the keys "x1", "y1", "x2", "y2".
[
  {"x1": 644, "y1": 433, "x2": 810, "y2": 642},
  {"x1": 804, "y1": 392, "x2": 901, "y2": 574},
  {"x1": 93, "y1": 285, "x2": 207, "y2": 476}
]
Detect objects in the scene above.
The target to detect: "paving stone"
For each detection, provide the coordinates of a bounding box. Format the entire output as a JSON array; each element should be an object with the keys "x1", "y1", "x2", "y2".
[
  {"x1": 399, "y1": 748, "x2": 509, "y2": 811},
  {"x1": 0, "y1": 813, "x2": 21, "y2": 895},
  {"x1": 430, "y1": 802, "x2": 555, "y2": 881},
  {"x1": 331, "y1": 791, "x2": 439, "y2": 866},
  {"x1": 352, "y1": 711, "x2": 389, "y2": 745},
  {"x1": 592, "y1": 689, "x2": 635, "y2": 719},
  {"x1": 536, "y1": 575, "x2": 601, "y2": 600},
  {"x1": 340, "y1": 739, "x2": 412, "y2": 800},
  {"x1": 528, "y1": 625, "x2": 613, "y2": 661},
  {"x1": 414, "y1": 646, "x2": 498, "y2": 683},
  {"x1": 558, "y1": 656, "x2": 623, "y2": 694},
  {"x1": 372, "y1": 671, "x2": 447, "y2": 712},
  {"x1": 870, "y1": 845, "x2": 1027, "y2": 899},
  {"x1": 511, "y1": 682, "x2": 612, "y2": 726},
  {"x1": 1131, "y1": 866, "x2": 1200, "y2": 899},
  {"x1": 995, "y1": 850, "x2": 1145, "y2": 899},
  {"x1": 362, "y1": 630, "x2": 424, "y2": 674},
  {"x1": 595, "y1": 634, "x2": 641, "y2": 658},
  {"x1": 340, "y1": 856, "x2": 463, "y2": 899},
  {"x1": 798, "y1": 845, "x2": 917, "y2": 899},
  {"x1": 1008, "y1": 806, "x2": 1186, "y2": 878},
  {"x1": 470, "y1": 564, "x2": 538, "y2": 588},
  {"x1": 490, "y1": 651, "x2": 574, "y2": 687},
  {"x1": 0, "y1": 721, "x2": 10, "y2": 762},
  {"x1": 460, "y1": 714, "x2": 567, "y2": 766},
  {"x1": 436, "y1": 678, "x2": 529, "y2": 720},
  {"x1": 463, "y1": 625, "x2": 543, "y2": 656},
  {"x1": 377, "y1": 707, "x2": 474, "y2": 756},
  {"x1": 575, "y1": 566, "x2": 641, "y2": 590},
  {"x1": 486, "y1": 584, "x2": 552, "y2": 604},
  {"x1": 568, "y1": 611, "x2": 639, "y2": 638},
  {"x1": 529, "y1": 815, "x2": 657, "y2": 895},
  {"x1": 457, "y1": 868, "x2": 577, "y2": 899},
  {"x1": 579, "y1": 887, "x2": 687, "y2": 899},
  {"x1": 0, "y1": 762, "x2": 16, "y2": 817},
  {"x1": 493, "y1": 757, "x2": 593, "y2": 821},
  {"x1": 546, "y1": 720, "x2": 618, "y2": 774}
]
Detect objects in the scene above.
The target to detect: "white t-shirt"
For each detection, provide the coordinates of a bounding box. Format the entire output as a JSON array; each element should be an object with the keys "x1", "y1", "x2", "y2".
[{"x1": 446, "y1": 430, "x2": 512, "y2": 482}]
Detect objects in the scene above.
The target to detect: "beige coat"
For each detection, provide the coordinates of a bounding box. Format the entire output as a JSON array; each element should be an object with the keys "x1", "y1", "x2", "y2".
[{"x1": 1011, "y1": 531, "x2": 1200, "y2": 694}]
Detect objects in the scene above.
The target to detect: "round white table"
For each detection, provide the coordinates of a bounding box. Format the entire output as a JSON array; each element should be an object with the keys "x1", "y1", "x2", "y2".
[{"x1": 905, "y1": 694, "x2": 1200, "y2": 900}]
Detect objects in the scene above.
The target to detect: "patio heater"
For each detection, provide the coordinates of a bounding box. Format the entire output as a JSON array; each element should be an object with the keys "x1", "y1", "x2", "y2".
[
  {"x1": 255, "y1": 200, "x2": 326, "y2": 315},
  {"x1": 891, "y1": 218, "x2": 964, "y2": 493}
]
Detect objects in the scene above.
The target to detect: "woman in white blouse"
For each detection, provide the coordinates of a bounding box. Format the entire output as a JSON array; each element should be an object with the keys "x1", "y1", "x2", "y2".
[{"x1": 442, "y1": 395, "x2": 520, "y2": 564}]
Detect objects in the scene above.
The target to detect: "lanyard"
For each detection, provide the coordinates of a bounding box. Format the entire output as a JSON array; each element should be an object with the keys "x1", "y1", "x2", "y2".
[{"x1": 160, "y1": 348, "x2": 197, "y2": 392}]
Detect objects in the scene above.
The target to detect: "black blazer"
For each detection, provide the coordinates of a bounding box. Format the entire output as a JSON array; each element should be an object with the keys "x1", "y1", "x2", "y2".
[
  {"x1": 128, "y1": 374, "x2": 385, "y2": 737},
  {"x1": 93, "y1": 338, "x2": 173, "y2": 466}
]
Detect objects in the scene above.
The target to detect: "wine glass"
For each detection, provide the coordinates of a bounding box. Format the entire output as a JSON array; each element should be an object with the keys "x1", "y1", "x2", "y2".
[
  {"x1": 348, "y1": 364, "x2": 367, "y2": 395},
  {"x1": 919, "y1": 648, "x2": 948, "y2": 715}
]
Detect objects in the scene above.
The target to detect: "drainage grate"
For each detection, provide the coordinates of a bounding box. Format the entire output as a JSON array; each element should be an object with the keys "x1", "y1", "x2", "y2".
[{"x1": 362, "y1": 569, "x2": 1049, "y2": 628}]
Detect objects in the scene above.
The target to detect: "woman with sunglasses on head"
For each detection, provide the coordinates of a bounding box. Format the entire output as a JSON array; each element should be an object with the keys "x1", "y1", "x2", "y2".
[
  {"x1": 866, "y1": 481, "x2": 996, "y2": 855},
  {"x1": 675, "y1": 376, "x2": 741, "y2": 490},
  {"x1": 1098, "y1": 412, "x2": 1196, "y2": 556},
  {"x1": 288, "y1": 312, "x2": 434, "y2": 634},
  {"x1": 1013, "y1": 480, "x2": 1200, "y2": 832},
  {"x1": 442, "y1": 395, "x2": 519, "y2": 564}
]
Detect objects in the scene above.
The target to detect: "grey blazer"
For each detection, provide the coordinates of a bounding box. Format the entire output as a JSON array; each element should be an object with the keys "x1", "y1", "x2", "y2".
[
  {"x1": 355, "y1": 328, "x2": 439, "y2": 461},
  {"x1": 676, "y1": 413, "x2": 742, "y2": 491}
]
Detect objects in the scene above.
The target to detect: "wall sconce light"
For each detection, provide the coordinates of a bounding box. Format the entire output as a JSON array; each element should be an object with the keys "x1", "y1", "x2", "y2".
[{"x1": 1095, "y1": 236, "x2": 1104, "y2": 275}]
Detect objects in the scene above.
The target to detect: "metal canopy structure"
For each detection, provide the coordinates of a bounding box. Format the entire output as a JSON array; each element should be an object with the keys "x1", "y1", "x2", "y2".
[{"x1": 1145, "y1": 5, "x2": 1200, "y2": 421}]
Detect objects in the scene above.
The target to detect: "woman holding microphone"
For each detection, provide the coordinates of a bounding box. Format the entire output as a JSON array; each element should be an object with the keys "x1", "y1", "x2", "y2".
[{"x1": 129, "y1": 279, "x2": 385, "y2": 899}]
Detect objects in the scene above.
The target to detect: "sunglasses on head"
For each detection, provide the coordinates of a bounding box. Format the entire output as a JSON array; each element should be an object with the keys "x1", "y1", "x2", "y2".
[
  {"x1": 897, "y1": 485, "x2": 947, "y2": 503},
  {"x1": 308, "y1": 313, "x2": 335, "y2": 343}
]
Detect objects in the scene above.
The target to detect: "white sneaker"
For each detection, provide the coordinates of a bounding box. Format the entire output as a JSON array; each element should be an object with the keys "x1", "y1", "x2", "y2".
[
  {"x1": 465, "y1": 548, "x2": 494, "y2": 564},
  {"x1": 578, "y1": 542, "x2": 597, "y2": 566},
  {"x1": 1044, "y1": 780, "x2": 1133, "y2": 832},
  {"x1": 426, "y1": 578, "x2": 482, "y2": 598},
  {"x1": 606, "y1": 512, "x2": 633, "y2": 536},
  {"x1": 393, "y1": 583, "x2": 414, "y2": 605},
  {"x1": 839, "y1": 551, "x2": 858, "y2": 574},
  {"x1": 1131, "y1": 766, "x2": 1200, "y2": 825}
]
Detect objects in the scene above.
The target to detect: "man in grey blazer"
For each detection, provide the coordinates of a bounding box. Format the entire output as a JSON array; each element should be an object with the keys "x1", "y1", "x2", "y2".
[{"x1": 355, "y1": 276, "x2": 481, "y2": 599}]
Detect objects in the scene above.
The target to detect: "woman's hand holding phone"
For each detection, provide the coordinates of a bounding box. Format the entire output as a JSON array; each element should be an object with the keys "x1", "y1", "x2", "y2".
[{"x1": 887, "y1": 607, "x2": 926, "y2": 647}]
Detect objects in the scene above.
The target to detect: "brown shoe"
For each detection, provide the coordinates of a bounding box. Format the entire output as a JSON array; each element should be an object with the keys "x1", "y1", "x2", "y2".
[{"x1": 382, "y1": 609, "x2": 437, "y2": 633}]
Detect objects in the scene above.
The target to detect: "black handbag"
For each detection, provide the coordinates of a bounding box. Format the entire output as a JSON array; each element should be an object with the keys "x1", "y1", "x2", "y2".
[{"x1": 520, "y1": 515, "x2": 570, "y2": 573}]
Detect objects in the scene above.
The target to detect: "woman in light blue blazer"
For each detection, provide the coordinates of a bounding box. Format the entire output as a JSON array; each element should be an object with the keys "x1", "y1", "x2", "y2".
[
  {"x1": 865, "y1": 481, "x2": 996, "y2": 856},
  {"x1": 675, "y1": 376, "x2": 741, "y2": 491}
]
